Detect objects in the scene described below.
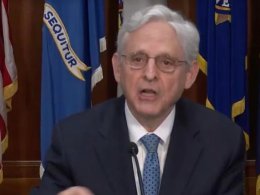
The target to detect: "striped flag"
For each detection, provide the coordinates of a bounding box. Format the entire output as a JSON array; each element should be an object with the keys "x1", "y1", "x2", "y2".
[
  {"x1": 41, "y1": 0, "x2": 106, "y2": 168},
  {"x1": 0, "y1": 0, "x2": 17, "y2": 183},
  {"x1": 197, "y1": 0, "x2": 249, "y2": 147}
]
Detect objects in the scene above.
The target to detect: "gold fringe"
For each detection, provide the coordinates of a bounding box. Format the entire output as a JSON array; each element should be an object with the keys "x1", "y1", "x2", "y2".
[
  {"x1": 243, "y1": 132, "x2": 250, "y2": 151},
  {"x1": 1, "y1": 133, "x2": 8, "y2": 154},
  {"x1": 257, "y1": 175, "x2": 260, "y2": 195},
  {"x1": 4, "y1": 79, "x2": 18, "y2": 111},
  {"x1": 231, "y1": 98, "x2": 245, "y2": 119},
  {"x1": 206, "y1": 98, "x2": 214, "y2": 110},
  {"x1": 197, "y1": 54, "x2": 207, "y2": 75},
  {"x1": 0, "y1": 168, "x2": 3, "y2": 184}
]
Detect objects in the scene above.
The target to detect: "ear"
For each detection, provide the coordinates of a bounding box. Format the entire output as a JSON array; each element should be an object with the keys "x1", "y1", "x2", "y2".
[
  {"x1": 112, "y1": 53, "x2": 121, "y2": 83},
  {"x1": 184, "y1": 60, "x2": 199, "y2": 89}
]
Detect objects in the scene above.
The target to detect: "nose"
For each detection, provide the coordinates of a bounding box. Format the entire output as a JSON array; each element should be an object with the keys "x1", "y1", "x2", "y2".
[{"x1": 143, "y1": 58, "x2": 158, "y2": 81}]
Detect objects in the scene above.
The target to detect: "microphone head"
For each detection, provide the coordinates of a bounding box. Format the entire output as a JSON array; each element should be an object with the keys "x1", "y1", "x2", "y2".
[{"x1": 129, "y1": 142, "x2": 138, "y2": 156}]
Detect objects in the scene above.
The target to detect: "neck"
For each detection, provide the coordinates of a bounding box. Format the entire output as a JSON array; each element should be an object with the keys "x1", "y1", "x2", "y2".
[{"x1": 135, "y1": 110, "x2": 172, "y2": 132}]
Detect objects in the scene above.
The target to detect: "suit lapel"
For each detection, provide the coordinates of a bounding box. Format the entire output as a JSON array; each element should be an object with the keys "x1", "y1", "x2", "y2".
[
  {"x1": 94, "y1": 98, "x2": 137, "y2": 195},
  {"x1": 159, "y1": 100, "x2": 204, "y2": 195}
]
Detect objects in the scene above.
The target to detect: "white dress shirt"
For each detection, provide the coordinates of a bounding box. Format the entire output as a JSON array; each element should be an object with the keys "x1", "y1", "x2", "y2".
[{"x1": 125, "y1": 102, "x2": 175, "y2": 195}]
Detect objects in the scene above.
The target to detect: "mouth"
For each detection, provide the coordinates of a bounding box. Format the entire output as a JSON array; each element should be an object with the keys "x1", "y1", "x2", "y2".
[{"x1": 139, "y1": 88, "x2": 157, "y2": 99}]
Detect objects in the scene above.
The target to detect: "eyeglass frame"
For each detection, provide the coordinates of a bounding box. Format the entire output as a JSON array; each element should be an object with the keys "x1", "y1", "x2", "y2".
[{"x1": 120, "y1": 52, "x2": 188, "y2": 73}]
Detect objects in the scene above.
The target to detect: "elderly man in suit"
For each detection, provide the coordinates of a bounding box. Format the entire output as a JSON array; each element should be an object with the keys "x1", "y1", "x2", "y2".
[{"x1": 32, "y1": 4, "x2": 245, "y2": 195}]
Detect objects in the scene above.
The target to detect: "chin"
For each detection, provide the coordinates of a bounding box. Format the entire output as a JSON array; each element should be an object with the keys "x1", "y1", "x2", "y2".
[{"x1": 136, "y1": 108, "x2": 160, "y2": 118}]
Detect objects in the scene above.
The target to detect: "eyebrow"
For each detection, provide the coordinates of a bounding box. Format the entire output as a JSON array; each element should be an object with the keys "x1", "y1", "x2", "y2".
[{"x1": 130, "y1": 51, "x2": 176, "y2": 58}]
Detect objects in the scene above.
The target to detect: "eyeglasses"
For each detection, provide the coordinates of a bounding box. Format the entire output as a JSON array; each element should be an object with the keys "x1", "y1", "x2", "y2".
[{"x1": 121, "y1": 52, "x2": 187, "y2": 73}]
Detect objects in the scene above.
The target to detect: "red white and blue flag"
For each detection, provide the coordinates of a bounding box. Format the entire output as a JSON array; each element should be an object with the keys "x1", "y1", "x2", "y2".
[{"x1": 0, "y1": 0, "x2": 17, "y2": 183}]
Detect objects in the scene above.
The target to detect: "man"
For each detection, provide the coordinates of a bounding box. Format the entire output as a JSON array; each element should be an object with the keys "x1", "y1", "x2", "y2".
[{"x1": 32, "y1": 5, "x2": 245, "y2": 195}]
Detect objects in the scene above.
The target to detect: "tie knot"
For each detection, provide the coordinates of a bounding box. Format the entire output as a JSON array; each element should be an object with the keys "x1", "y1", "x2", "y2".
[{"x1": 141, "y1": 134, "x2": 160, "y2": 153}]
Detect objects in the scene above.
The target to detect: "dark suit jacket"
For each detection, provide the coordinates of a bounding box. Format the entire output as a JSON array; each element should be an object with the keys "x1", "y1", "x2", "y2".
[{"x1": 32, "y1": 97, "x2": 245, "y2": 195}]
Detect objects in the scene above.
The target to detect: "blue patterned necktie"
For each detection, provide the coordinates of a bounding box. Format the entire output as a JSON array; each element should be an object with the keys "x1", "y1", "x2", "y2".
[{"x1": 141, "y1": 134, "x2": 160, "y2": 195}]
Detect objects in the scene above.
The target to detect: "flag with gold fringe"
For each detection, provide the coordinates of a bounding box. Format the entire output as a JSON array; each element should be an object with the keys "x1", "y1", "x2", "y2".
[
  {"x1": 41, "y1": 0, "x2": 106, "y2": 168},
  {"x1": 196, "y1": 0, "x2": 249, "y2": 148},
  {"x1": 0, "y1": 0, "x2": 17, "y2": 183}
]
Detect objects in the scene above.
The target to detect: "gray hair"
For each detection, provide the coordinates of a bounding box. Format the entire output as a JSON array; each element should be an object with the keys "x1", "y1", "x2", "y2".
[{"x1": 117, "y1": 4, "x2": 200, "y2": 65}]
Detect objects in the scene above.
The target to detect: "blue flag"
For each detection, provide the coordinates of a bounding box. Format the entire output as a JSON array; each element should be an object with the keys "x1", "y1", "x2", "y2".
[
  {"x1": 197, "y1": 0, "x2": 249, "y2": 148},
  {"x1": 41, "y1": 0, "x2": 106, "y2": 165}
]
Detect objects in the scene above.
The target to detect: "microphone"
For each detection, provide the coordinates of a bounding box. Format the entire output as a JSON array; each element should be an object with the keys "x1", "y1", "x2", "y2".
[{"x1": 129, "y1": 142, "x2": 145, "y2": 195}]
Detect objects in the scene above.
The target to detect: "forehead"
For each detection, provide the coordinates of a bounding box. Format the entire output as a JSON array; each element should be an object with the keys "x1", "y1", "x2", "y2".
[{"x1": 123, "y1": 20, "x2": 184, "y2": 57}]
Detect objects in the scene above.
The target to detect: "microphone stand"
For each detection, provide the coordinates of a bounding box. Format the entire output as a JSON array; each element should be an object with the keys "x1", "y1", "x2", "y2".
[{"x1": 129, "y1": 142, "x2": 145, "y2": 195}]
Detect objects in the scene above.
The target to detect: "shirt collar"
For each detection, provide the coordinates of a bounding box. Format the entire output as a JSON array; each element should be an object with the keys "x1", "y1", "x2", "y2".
[{"x1": 125, "y1": 101, "x2": 175, "y2": 144}]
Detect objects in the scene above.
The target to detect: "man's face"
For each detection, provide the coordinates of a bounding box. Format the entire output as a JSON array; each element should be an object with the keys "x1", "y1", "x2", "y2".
[{"x1": 113, "y1": 20, "x2": 198, "y2": 127}]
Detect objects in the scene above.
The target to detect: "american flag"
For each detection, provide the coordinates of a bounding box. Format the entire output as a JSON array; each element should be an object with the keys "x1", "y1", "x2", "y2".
[{"x1": 0, "y1": 0, "x2": 17, "y2": 183}]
